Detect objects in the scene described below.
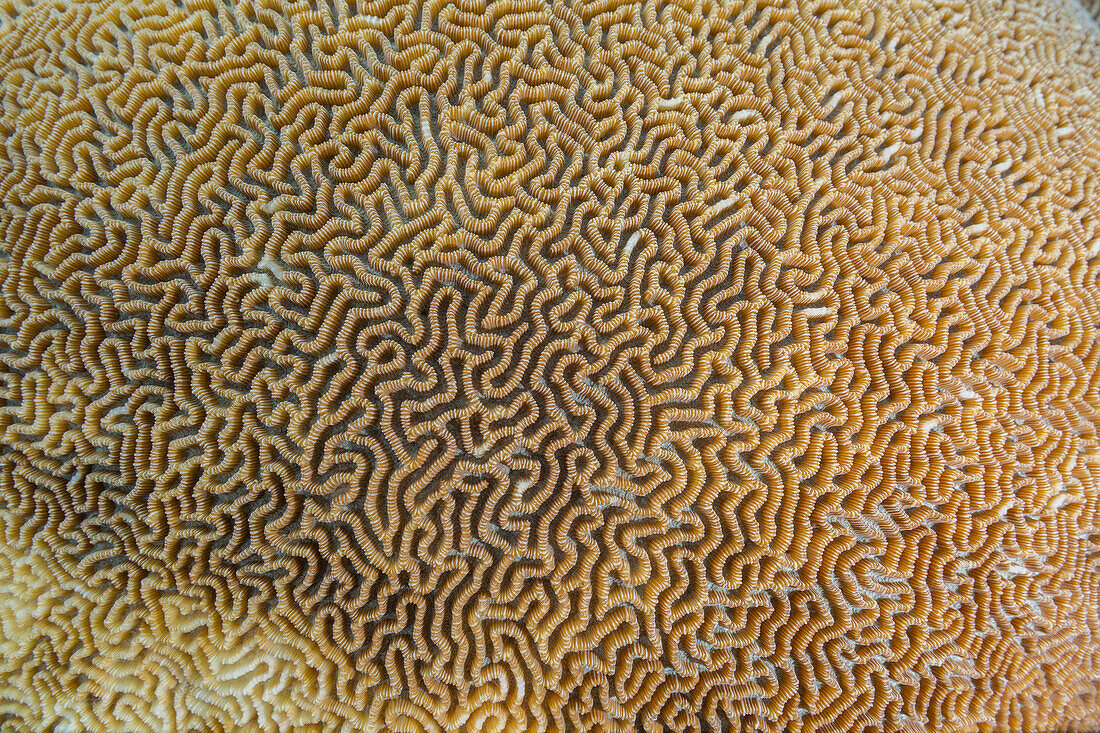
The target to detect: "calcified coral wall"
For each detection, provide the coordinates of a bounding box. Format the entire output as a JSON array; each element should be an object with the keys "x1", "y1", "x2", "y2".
[{"x1": 0, "y1": 0, "x2": 1099, "y2": 729}]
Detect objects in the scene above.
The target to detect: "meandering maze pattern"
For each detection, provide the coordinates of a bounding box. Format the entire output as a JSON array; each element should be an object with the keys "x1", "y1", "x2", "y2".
[{"x1": 0, "y1": 0, "x2": 1099, "y2": 729}]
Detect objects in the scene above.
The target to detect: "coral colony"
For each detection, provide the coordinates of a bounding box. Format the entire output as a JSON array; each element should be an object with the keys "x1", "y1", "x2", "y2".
[{"x1": 0, "y1": 0, "x2": 1099, "y2": 730}]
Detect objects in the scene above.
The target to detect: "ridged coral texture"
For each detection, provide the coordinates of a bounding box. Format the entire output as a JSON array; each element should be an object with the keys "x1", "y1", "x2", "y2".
[{"x1": 0, "y1": 0, "x2": 1099, "y2": 729}]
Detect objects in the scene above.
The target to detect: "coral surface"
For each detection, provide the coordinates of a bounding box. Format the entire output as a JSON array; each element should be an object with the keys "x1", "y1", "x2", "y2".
[{"x1": 0, "y1": 0, "x2": 1099, "y2": 730}]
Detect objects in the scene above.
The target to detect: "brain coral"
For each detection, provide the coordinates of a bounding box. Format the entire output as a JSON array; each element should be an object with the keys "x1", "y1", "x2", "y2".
[{"x1": 0, "y1": 0, "x2": 1099, "y2": 729}]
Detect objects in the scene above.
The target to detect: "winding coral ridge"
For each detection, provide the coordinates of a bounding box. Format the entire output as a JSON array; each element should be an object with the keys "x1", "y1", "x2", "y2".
[{"x1": 0, "y1": 0, "x2": 1099, "y2": 729}]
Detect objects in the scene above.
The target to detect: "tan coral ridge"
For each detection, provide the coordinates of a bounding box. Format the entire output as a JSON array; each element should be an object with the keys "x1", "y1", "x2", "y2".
[{"x1": 0, "y1": 0, "x2": 1099, "y2": 729}]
